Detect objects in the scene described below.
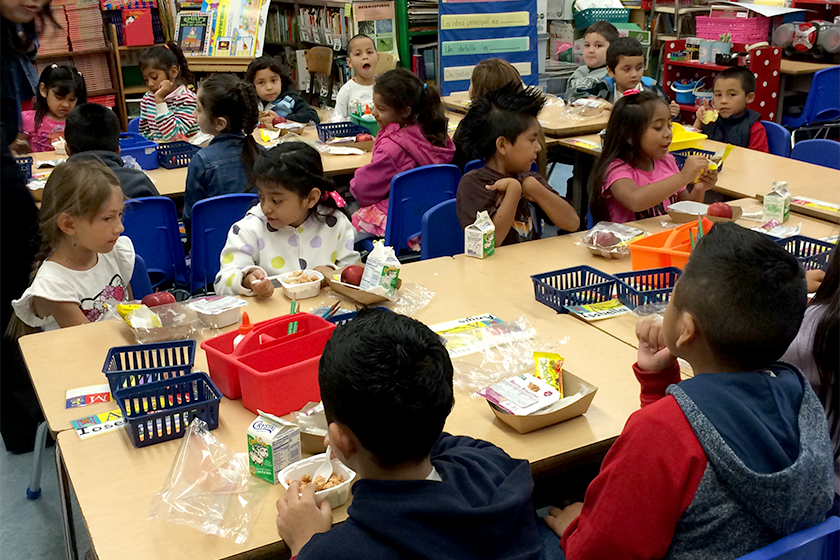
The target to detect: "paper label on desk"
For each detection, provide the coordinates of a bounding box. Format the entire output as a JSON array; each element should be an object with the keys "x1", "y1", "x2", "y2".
[
  {"x1": 565, "y1": 300, "x2": 631, "y2": 321},
  {"x1": 791, "y1": 196, "x2": 840, "y2": 214},
  {"x1": 432, "y1": 314, "x2": 533, "y2": 358},
  {"x1": 65, "y1": 384, "x2": 112, "y2": 409},
  {"x1": 71, "y1": 409, "x2": 126, "y2": 440}
]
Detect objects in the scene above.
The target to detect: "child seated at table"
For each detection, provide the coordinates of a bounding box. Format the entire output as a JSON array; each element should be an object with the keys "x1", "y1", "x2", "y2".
[
  {"x1": 455, "y1": 84, "x2": 578, "y2": 244},
  {"x1": 64, "y1": 103, "x2": 159, "y2": 199},
  {"x1": 245, "y1": 55, "x2": 320, "y2": 126},
  {"x1": 275, "y1": 308, "x2": 547, "y2": 560},
  {"x1": 184, "y1": 73, "x2": 261, "y2": 236},
  {"x1": 349, "y1": 68, "x2": 455, "y2": 236},
  {"x1": 10, "y1": 159, "x2": 134, "y2": 333},
  {"x1": 545, "y1": 222, "x2": 834, "y2": 559},
  {"x1": 214, "y1": 142, "x2": 359, "y2": 297},
  {"x1": 138, "y1": 43, "x2": 199, "y2": 142},
  {"x1": 693, "y1": 66, "x2": 769, "y2": 152},
  {"x1": 21, "y1": 63, "x2": 86, "y2": 152},
  {"x1": 333, "y1": 34, "x2": 379, "y2": 122},
  {"x1": 590, "y1": 90, "x2": 717, "y2": 224},
  {"x1": 564, "y1": 21, "x2": 618, "y2": 103}
]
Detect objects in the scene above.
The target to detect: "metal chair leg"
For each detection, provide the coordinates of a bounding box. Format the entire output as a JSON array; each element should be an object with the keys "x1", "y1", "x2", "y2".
[{"x1": 26, "y1": 421, "x2": 49, "y2": 500}]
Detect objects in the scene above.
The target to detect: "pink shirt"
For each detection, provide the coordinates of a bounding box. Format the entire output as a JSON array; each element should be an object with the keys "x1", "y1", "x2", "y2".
[
  {"x1": 601, "y1": 154, "x2": 685, "y2": 223},
  {"x1": 21, "y1": 110, "x2": 66, "y2": 152}
]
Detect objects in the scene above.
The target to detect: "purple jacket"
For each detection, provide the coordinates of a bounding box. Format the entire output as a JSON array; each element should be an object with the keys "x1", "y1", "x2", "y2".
[{"x1": 350, "y1": 122, "x2": 455, "y2": 211}]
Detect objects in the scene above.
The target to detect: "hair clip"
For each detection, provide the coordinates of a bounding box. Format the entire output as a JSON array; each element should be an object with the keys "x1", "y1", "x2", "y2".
[
  {"x1": 321, "y1": 189, "x2": 346, "y2": 208},
  {"x1": 51, "y1": 63, "x2": 58, "y2": 69},
  {"x1": 423, "y1": 82, "x2": 427, "y2": 90},
  {"x1": 623, "y1": 88, "x2": 640, "y2": 97},
  {"x1": 164, "y1": 44, "x2": 170, "y2": 50}
]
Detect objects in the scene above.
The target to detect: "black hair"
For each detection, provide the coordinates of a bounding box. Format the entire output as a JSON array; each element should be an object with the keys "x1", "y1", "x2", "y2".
[
  {"x1": 245, "y1": 55, "x2": 293, "y2": 94},
  {"x1": 64, "y1": 103, "x2": 120, "y2": 154},
  {"x1": 715, "y1": 66, "x2": 757, "y2": 95},
  {"x1": 588, "y1": 91, "x2": 668, "y2": 222},
  {"x1": 674, "y1": 222, "x2": 806, "y2": 371},
  {"x1": 374, "y1": 68, "x2": 448, "y2": 147},
  {"x1": 138, "y1": 42, "x2": 194, "y2": 89},
  {"x1": 809, "y1": 245, "x2": 838, "y2": 460},
  {"x1": 252, "y1": 142, "x2": 346, "y2": 221},
  {"x1": 455, "y1": 82, "x2": 545, "y2": 161},
  {"x1": 198, "y1": 74, "x2": 260, "y2": 182},
  {"x1": 34, "y1": 63, "x2": 87, "y2": 131},
  {"x1": 607, "y1": 36, "x2": 645, "y2": 70},
  {"x1": 318, "y1": 308, "x2": 454, "y2": 467},
  {"x1": 348, "y1": 33, "x2": 375, "y2": 52},
  {"x1": 586, "y1": 21, "x2": 619, "y2": 44},
  {"x1": 1, "y1": 4, "x2": 59, "y2": 56}
]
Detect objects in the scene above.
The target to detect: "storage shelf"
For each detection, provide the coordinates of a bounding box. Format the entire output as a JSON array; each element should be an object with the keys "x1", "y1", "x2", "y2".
[
  {"x1": 38, "y1": 47, "x2": 110, "y2": 59},
  {"x1": 118, "y1": 43, "x2": 164, "y2": 51},
  {"x1": 123, "y1": 85, "x2": 147, "y2": 94},
  {"x1": 409, "y1": 30, "x2": 438, "y2": 37},
  {"x1": 89, "y1": 88, "x2": 118, "y2": 96},
  {"x1": 665, "y1": 59, "x2": 727, "y2": 72}
]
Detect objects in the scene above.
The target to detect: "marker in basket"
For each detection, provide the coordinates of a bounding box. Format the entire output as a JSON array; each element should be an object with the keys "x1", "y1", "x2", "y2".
[
  {"x1": 697, "y1": 216, "x2": 705, "y2": 240},
  {"x1": 690, "y1": 230, "x2": 696, "y2": 250},
  {"x1": 288, "y1": 301, "x2": 298, "y2": 335}
]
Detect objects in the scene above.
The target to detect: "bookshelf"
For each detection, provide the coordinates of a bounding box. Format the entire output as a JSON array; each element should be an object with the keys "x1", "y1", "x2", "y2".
[{"x1": 395, "y1": 0, "x2": 439, "y2": 77}]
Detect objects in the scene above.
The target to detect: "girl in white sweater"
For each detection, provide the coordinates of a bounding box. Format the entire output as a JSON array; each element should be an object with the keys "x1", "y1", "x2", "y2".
[{"x1": 215, "y1": 143, "x2": 360, "y2": 297}]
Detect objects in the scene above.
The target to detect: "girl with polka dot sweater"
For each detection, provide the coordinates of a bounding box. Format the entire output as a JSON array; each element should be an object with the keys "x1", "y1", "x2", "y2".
[{"x1": 215, "y1": 143, "x2": 360, "y2": 297}]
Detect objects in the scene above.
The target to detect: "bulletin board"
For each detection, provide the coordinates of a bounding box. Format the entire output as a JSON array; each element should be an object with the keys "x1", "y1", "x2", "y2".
[{"x1": 438, "y1": 0, "x2": 538, "y2": 96}]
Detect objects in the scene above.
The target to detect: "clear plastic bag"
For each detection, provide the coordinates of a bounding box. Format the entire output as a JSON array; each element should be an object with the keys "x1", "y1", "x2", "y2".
[
  {"x1": 565, "y1": 98, "x2": 606, "y2": 119},
  {"x1": 125, "y1": 302, "x2": 201, "y2": 344},
  {"x1": 578, "y1": 222, "x2": 646, "y2": 259},
  {"x1": 148, "y1": 419, "x2": 269, "y2": 544}
]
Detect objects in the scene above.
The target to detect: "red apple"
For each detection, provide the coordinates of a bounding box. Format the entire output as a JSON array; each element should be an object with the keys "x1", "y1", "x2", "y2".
[
  {"x1": 355, "y1": 133, "x2": 373, "y2": 142},
  {"x1": 592, "y1": 231, "x2": 619, "y2": 247},
  {"x1": 340, "y1": 265, "x2": 365, "y2": 286},
  {"x1": 272, "y1": 116, "x2": 287, "y2": 125},
  {"x1": 142, "y1": 291, "x2": 176, "y2": 308},
  {"x1": 708, "y1": 202, "x2": 733, "y2": 219}
]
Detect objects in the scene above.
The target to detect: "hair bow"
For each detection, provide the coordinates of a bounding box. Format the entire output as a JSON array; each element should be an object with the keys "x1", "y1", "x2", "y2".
[
  {"x1": 623, "y1": 88, "x2": 640, "y2": 97},
  {"x1": 322, "y1": 189, "x2": 346, "y2": 208}
]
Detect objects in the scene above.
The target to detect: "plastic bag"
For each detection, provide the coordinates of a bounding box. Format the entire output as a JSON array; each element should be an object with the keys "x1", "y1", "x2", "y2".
[
  {"x1": 543, "y1": 93, "x2": 565, "y2": 109},
  {"x1": 148, "y1": 419, "x2": 269, "y2": 544},
  {"x1": 579, "y1": 222, "x2": 646, "y2": 259},
  {"x1": 121, "y1": 154, "x2": 143, "y2": 170},
  {"x1": 566, "y1": 98, "x2": 606, "y2": 119},
  {"x1": 124, "y1": 302, "x2": 201, "y2": 344}
]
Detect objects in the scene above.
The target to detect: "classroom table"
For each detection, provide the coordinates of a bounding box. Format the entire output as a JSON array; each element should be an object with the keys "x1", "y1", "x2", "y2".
[{"x1": 776, "y1": 60, "x2": 838, "y2": 124}]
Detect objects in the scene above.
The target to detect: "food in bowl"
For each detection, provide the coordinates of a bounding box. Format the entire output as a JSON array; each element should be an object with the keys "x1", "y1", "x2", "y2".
[
  {"x1": 287, "y1": 473, "x2": 345, "y2": 492},
  {"x1": 279, "y1": 453, "x2": 356, "y2": 509},
  {"x1": 282, "y1": 270, "x2": 321, "y2": 285}
]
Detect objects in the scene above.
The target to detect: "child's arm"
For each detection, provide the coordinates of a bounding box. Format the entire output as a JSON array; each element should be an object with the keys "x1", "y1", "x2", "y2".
[
  {"x1": 285, "y1": 93, "x2": 320, "y2": 124},
  {"x1": 32, "y1": 298, "x2": 88, "y2": 328},
  {"x1": 521, "y1": 175, "x2": 579, "y2": 232},
  {"x1": 182, "y1": 155, "x2": 207, "y2": 234},
  {"x1": 275, "y1": 480, "x2": 332, "y2": 557},
  {"x1": 609, "y1": 155, "x2": 707, "y2": 213},
  {"x1": 486, "y1": 178, "x2": 523, "y2": 247},
  {"x1": 150, "y1": 89, "x2": 199, "y2": 142},
  {"x1": 349, "y1": 138, "x2": 403, "y2": 207},
  {"x1": 748, "y1": 121, "x2": 769, "y2": 153},
  {"x1": 677, "y1": 167, "x2": 718, "y2": 203},
  {"x1": 332, "y1": 84, "x2": 351, "y2": 121}
]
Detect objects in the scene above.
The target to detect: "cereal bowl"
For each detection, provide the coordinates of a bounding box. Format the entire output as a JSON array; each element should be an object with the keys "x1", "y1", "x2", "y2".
[
  {"x1": 279, "y1": 453, "x2": 356, "y2": 509},
  {"x1": 276, "y1": 270, "x2": 324, "y2": 300}
]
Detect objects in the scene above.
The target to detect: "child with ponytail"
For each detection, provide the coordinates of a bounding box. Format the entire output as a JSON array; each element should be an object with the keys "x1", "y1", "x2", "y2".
[
  {"x1": 183, "y1": 73, "x2": 261, "y2": 235},
  {"x1": 21, "y1": 63, "x2": 87, "y2": 152},
  {"x1": 349, "y1": 68, "x2": 455, "y2": 236},
  {"x1": 138, "y1": 42, "x2": 199, "y2": 142}
]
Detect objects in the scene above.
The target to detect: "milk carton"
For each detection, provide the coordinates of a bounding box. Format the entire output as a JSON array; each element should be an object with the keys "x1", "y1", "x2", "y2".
[
  {"x1": 360, "y1": 242, "x2": 401, "y2": 298},
  {"x1": 763, "y1": 181, "x2": 791, "y2": 223},
  {"x1": 247, "y1": 410, "x2": 301, "y2": 484},
  {"x1": 465, "y1": 211, "x2": 495, "y2": 259}
]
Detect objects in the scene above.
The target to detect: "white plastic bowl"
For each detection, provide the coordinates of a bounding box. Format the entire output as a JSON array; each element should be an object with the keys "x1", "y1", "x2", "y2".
[
  {"x1": 278, "y1": 453, "x2": 356, "y2": 509},
  {"x1": 278, "y1": 270, "x2": 324, "y2": 301}
]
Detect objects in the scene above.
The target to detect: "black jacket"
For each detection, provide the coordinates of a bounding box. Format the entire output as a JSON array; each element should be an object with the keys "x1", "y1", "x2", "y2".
[{"x1": 69, "y1": 151, "x2": 160, "y2": 199}]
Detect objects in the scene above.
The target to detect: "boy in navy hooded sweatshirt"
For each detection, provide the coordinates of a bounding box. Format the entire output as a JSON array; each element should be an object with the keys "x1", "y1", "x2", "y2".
[
  {"x1": 545, "y1": 222, "x2": 834, "y2": 559},
  {"x1": 275, "y1": 308, "x2": 544, "y2": 560}
]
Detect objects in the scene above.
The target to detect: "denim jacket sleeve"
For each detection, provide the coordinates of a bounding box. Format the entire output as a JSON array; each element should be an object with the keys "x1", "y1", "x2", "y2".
[{"x1": 183, "y1": 152, "x2": 207, "y2": 230}]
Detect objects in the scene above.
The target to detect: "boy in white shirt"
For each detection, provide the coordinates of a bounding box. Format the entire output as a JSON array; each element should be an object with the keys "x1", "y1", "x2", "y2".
[{"x1": 333, "y1": 34, "x2": 379, "y2": 121}]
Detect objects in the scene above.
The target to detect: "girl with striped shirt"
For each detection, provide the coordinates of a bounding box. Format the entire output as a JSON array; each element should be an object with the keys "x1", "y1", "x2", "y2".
[{"x1": 138, "y1": 42, "x2": 199, "y2": 142}]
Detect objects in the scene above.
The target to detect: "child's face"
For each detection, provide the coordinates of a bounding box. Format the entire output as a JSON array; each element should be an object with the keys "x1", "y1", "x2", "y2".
[
  {"x1": 71, "y1": 186, "x2": 125, "y2": 254},
  {"x1": 195, "y1": 92, "x2": 219, "y2": 136},
  {"x1": 253, "y1": 68, "x2": 282, "y2": 103},
  {"x1": 583, "y1": 32, "x2": 610, "y2": 69},
  {"x1": 348, "y1": 37, "x2": 379, "y2": 81},
  {"x1": 610, "y1": 55, "x2": 645, "y2": 92},
  {"x1": 0, "y1": 0, "x2": 49, "y2": 23},
  {"x1": 142, "y1": 66, "x2": 178, "y2": 94},
  {"x1": 371, "y1": 91, "x2": 409, "y2": 129},
  {"x1": 39, "y1": 84, "x2": 77, "y2": 120},
  {"x1": 257, "y1": 181, "x2": 317, "y2": 229},
  {"x1": 503, "y1": 119, "x2": 542, "y2": 174},
  {"x1": 640, "y1": 102, "x2": 674, "y2": 161},
  {"x1": 713, "y1": 77, "x2": 753, "y2": 119}
]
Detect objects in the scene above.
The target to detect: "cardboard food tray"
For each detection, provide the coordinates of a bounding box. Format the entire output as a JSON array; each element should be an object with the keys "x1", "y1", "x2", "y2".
[
  {"x1": 488, "y1": 371, "x2": 598, "y2": 434},
  {"x1": 667, "y1": 205, "x2": 742, "y2": 223},
  {"x1": 327, "y1": 278, "x2": 402, "y2": 305},
  {"x1": 326, "y1": 138, "x2": 374, "y2": 152}
]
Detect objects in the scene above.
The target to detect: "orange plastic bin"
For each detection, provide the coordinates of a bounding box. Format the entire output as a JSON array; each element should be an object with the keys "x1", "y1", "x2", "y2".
[{"x1": 629, "y1": 217, "x2": 714, "y2": 270}]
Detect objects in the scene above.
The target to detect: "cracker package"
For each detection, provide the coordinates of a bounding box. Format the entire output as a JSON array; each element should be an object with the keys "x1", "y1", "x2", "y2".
[
  {"x1": 360, "y1": 242, "x2": 401, "y2": 298},
  {"x1": 534, "y1": 352, "x2": 564, "y2": 398},
  {"x1": 763, "y1": 181, "x2": 791, "y2": 223},
  {"x1": 465, "y1": 211, "x2": 495, "y2": 259}
]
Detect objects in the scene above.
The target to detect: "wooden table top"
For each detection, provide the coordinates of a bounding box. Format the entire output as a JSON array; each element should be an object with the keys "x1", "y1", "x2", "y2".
[{"x1": 779, "y1": 60, "x2": 837, "y2": 75}]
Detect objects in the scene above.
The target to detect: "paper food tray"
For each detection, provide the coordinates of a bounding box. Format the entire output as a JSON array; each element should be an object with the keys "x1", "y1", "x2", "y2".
[
  {"x1": 667, "y1": 201, "x2": 742, "y2": 223},
  {"x1": 327, "y1": 278, "x2": 402, "y2": 305}
]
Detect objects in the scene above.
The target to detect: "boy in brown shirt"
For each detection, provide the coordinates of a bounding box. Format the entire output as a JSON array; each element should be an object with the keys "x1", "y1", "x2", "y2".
[{"x1": 456, "y1": 84, "x2": 578, "y2": 245}]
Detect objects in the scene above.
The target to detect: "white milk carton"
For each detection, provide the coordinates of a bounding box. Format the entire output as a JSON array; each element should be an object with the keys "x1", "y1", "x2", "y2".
[
  {"x1": 247, "y1": 410, "x2": 301, "y2": 484},
  {"x1": 465, "y1": 211, "x2": 495, "y2": 259},
  {"x1": 360, "y1": 241, "x2": 401, "y2": 298},
  {"x1": 763, "y1": 181, "x2": 791, "y2": 223}
]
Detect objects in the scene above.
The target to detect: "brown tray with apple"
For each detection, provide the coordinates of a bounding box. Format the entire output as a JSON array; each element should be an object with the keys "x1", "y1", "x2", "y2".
[
  {"x1": 667, "y1": 201, "x2": 741, "y2": 224},
  {"x1": 327, "y1": 265, "x2": 401, "y2": 305}
]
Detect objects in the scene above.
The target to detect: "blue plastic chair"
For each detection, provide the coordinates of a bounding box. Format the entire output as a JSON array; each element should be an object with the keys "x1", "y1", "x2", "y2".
[
  {"x1": 421, "y1": 199, "x2": 464, "y2": 260},
  {"x1": 736, "y1": 516, "x2": 839, "y2": 560},
  {"x1": 384, "y1": 164, "x2": 462, "y2": 255},
  {"x1": 128, "y1": 116, "x2": 140, "y2": 133},
  {"x1": 762, "y1": 121, "x2": 791, "y2": 158},
  {"x1": 782, "y1": 67, "x2": 840, "y2": 131},
  {"x1": 122, "y1": 197, "x2": 188, "y2": 288},
  {"x1": 189, "y1": 193, "x2": 259, "y2": 292},
  {"x1": 791, "y1": 139, "x2": 840, "y2": 170},
  {"x1": 464, "y1": 158, "x2": 484, "y2": 174},
  {"x1": 130, "y1": 254, "x2": 154, "y2": 299}
]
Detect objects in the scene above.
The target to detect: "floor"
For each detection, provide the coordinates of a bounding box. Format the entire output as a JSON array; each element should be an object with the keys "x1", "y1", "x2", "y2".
[{"x1": 0, "y1": 442, "x2": 91, "y2": 560}]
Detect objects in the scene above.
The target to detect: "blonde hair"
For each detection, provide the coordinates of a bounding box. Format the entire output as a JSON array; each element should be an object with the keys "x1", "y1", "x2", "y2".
[{"x1": 469, "y1": 59, "x2": 523, "y2": 104}]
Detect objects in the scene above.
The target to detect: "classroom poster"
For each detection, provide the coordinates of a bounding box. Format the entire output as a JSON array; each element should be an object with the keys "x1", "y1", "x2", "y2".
[
  {"x1": 439, "y1": 0, "x2": 538, "y2": 95},
  {"x1": 353, "y1": 1, "x2": 397, "y2": 55},
  {"x1": 201, "y1": 0, "x2": 271, "y2": 57}
]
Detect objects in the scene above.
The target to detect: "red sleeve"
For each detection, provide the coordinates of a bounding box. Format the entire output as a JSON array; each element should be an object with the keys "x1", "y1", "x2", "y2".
[
  {"x1": 560, "y1": 397, "x2": 707, "y2": 560},
  {"x1": 634, "y1": 362, "x2": 682, "y2": 407},
  {"x1": 748, "y1": 121, "x2": 769, "y2": 153}
]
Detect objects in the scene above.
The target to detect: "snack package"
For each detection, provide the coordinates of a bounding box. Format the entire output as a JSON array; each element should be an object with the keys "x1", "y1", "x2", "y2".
[
  {"x1": 247, "y1": 410, "x2": 301, "y2": 485},
  {"x1": 476, "y1": 373, "x2": 561, "y2": 416},
  {"x1": 533, "y1": 352, "x2": 564, "y2": 397},
  {"x1": 360, "y1": 242, "x2": 401, "y2": 298},
  {"x1": 579, "y1": 222, "x2": 645, "y2": 259},
  {"x1": 763, "y1": 181, "x2": 791, "y2": 223},
  {"x1": 464, "y1": 211, "x2": 495, "y2": 259}
]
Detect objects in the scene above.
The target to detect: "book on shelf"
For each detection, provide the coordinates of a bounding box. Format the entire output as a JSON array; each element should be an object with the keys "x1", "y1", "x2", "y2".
[
  {"x1": 200, "y1": 0, "x2": 271, "y2": 57},
  {"x1": 174, "y1": 11, "x2": 213, "y2": 55}
]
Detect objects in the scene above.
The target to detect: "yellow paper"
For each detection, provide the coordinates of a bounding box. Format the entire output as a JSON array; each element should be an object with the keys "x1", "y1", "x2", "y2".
[
  {"x1": 444, "y1": 61, "x2": 531, "y2": 82},
  {"x1": 441, "y1": 11, "x2": 529, "y2": 30}
]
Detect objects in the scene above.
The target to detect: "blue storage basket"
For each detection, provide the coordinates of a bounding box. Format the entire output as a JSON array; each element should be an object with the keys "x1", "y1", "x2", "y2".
[
  {"x1": 326, "y1": 310, "x2": 358, "y2": 326},
  {"x1": 102, "y1": 340, "x2": 196, "y2": 394},
  {"x1": 574, "y1": 7, "x2": 629, "y2": 28},
  {"x1": 316, "y1": 122, "x2": 370, "y2": 142},
  {"x1": 671, "y1": 148, "x2": 724, "y2": 172},
  {"x1": 118, "y1": 133, "x2": 159, "y2": 170},
  {"x1": 157, "y1": 141, "x2": 200, "y2": 169},
  {"x1": 615, "y1": 267, "x2": 682, "y2": 309},
  {"x1": 773, "y1": 235, "x2": 834, "y2": 270},
  {"x1": 114, "y1": 372, "x2": 221, "y2": 448},
  {"x1": 532, "y1": 266, "x2": 616, "y2": 314},
  {"x1": 15, "y1": 156, "x2": 33, "y2": 181}
]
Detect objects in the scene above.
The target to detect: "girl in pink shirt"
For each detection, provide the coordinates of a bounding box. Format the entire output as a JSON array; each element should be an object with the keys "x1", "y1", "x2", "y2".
[
  {"x1": 590, "y1": 91, "x2": 718, "y2": 224},
  {"x1": 21, "y1": 64, "x2": 86, "y2": 152}
]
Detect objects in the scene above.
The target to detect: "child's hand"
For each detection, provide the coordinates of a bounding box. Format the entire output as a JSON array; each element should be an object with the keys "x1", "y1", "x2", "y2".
[
  {"x1": 486, "y1": 178, "x2": 522, "y2": 207},
  {"x1": 243, "y1": 269, "x2": 274, "y2": 298},
  {"x1": 258, "y1": 111, "x2": 274, "y2": 126},
  {"x1": 545, "y1": 503, "x2": 583, "y2": 537},
  {"x1": 276, "y1": 480, "x2": 332, "y2": 557},
  {"x1": 636, "y1": 317, "x2": 677, "y2": 372},
  {"x1": 680, "y1": 155, "x2": 709, "y2": 184},
  {"x1": 694, "y1": 100, "x2": 711, "y2": 127},
  {"x1": 602, "y1": 100, "x2": 614, "y2": 111},
  {"x1": 313, "y1": 265, "x2": 334, "y2": 286},
  {"x1": 806, "y1": 268, "x2": 826, "y2": 293},
  {"x1": 669, "y1": 100, "x2": 681, "y2": 118},
  {"x1": 154, "y1": 80, "x2": 175, "y2": 103},
  {"x1": 695, "y1": 167, "x2": 718, "y2": 191}
]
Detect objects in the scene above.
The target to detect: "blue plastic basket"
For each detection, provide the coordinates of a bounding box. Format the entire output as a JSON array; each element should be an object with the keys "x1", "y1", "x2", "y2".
[
  {"x1": 671, "y1": 148, "x2": 724, "y2": 172},
  {"x1": 119, "y1": 133, "x2": 159, "y2": 170},
  {"x1": 615, "y1": 267, "x2": 682, "y2": 309},
  {"x1": 316, "y1": 122, "x2": 370, "y2": 142},
  {"x1": 574, "y1": 7, "x2": 630, "y2": 28},
  {"x1": 114, "y1": 372, "x2": 221, "y2": 448},
  {"x1": 157, "y1": 141, "x2": 200, "y2": 169},
  {"x1": 102, "y1": 340, "x2": 196, "y2": 394},
  {"x1": 326, "y1": 310, "x2": 358, "y2": 326},
  {"x1": 532, "y1": 266, "x2": 616, "y2": 314},
  {"x1": 773, "y1": 235, "x2": 834, "y2": 270},
  {"x1": 15, "y1": 156, "x2": 33, "y2": 181}
]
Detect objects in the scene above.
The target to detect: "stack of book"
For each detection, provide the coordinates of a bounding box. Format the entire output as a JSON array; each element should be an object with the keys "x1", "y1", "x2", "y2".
[
  {"x1": 37, "y1": 6, "x2": 70, "y2": 55},
  {"x1": 88, "y1": 93, "x2": 117, "y2": 107},
  {"x1": 65, "y1": 2, "x2": 107, "y2": 50},
  {"x1": 408, "y1": 0, "x2": 438, "y2": 33},
  {"x1": 35, "y1": 52, "x2": 113, "y2": 93},
  {"x1": 411, "y1": 40, "x2": 437, "y2": 84}
]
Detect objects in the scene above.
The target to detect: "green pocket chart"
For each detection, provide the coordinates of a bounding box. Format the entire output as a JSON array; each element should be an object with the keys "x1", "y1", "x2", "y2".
[{"x1": 439, "y1": 0, "x2": 538, "y2": 96}]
